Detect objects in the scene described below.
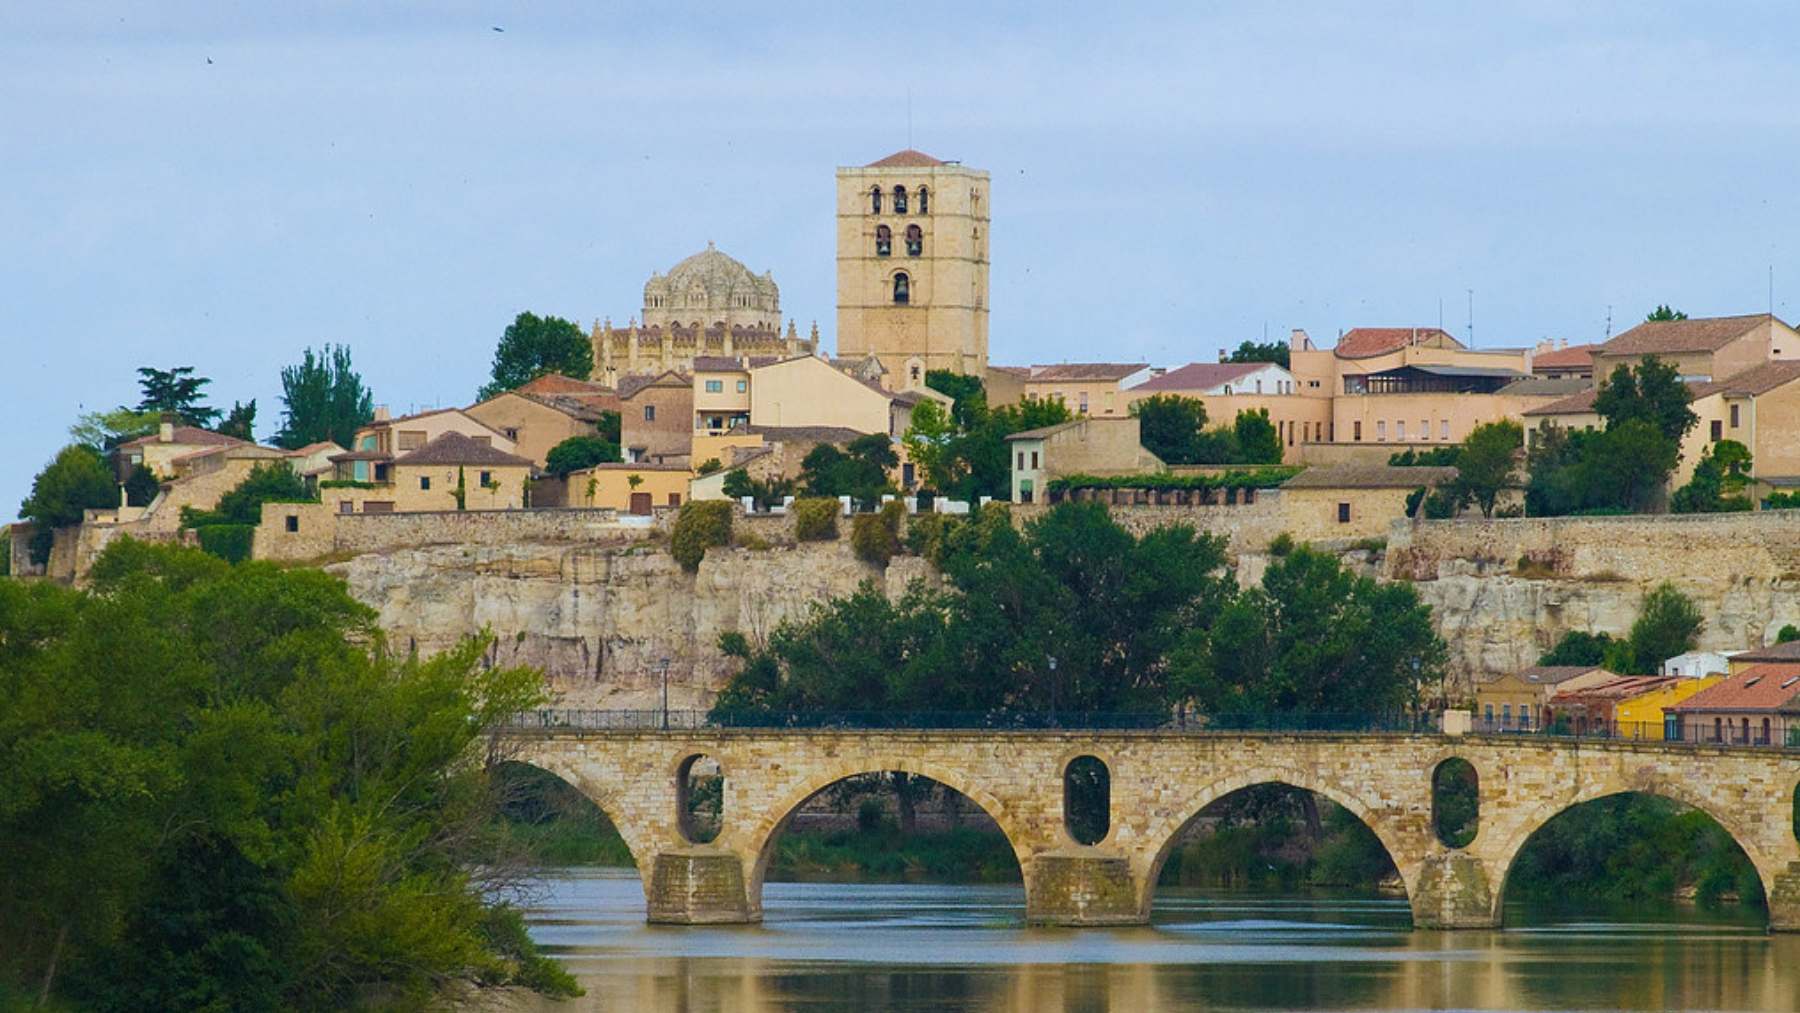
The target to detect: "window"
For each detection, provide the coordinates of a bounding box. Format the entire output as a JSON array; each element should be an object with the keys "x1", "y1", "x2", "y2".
[
  {"x1": 1078, "y1": 392, "x2": 1089, "y2": 413},
  {"x1": 917, "y1": 186, "x2": 928, "y2": 213},
  {"x1": 1731, "y1": 403, "x2": 1741, "y2": 427},
  {"x1": 875, "y1": 224, "x2": 892, "y2": 256},
  {"x1": 1286, "y1": 421, "x2": 1293, "y2": 446},
  {"x1": 644, "y1": 405, "x2": 656, "y2": 422},
  {"x1": 893, "y1": 272, "x2": 910, "y2": 304},
  {"x1": 668, "y1": 493, "x2": 682, "y2": 507},
  {"x1": 1503, "y1": 704, "x2": 1512, "y2": 726},
  {"x1": 1353, "y1": 420, "x2": 1363, "y2": 441},
  {"x1": 1030, "y1": 451, "x2": 1039, "y2": 469},
  {"x1": 870, "y1": 186, "x2": 882, "y2": 213},
  {"x1": 892, "y1": 185, "x2": 907, "y2": 213},
  {"x1": 1017, "y1": 451, "x2": 1025, "y2": 469},
  {"x1": 905, "y1": 224, "x2": 922, "y2": 256},
  {"x1": 338, "y1": 501, "x2": 353, "y2": 515},
  {"x1": 1440, "y1": 420, "x2": 1450, "y2": 440},
  {"x1": 479, "y1": 470, "x2": 492, "y2": 486},
  {"x1": 1255, "y1": 379, "x2": 1263, "y2": 393},
  {"x1": 503, "y1": 427, "x2": 519, "y2": 441},
  {"x1": 1710, "y1": 419, "x2": 1722, "y2": 442},
  {"x1": 1397, "y1": 420, "x2": 1406, "y2": 441},
  {"x1": 736, "y1": 379, "x2": 747, "y2": 393},
  {"x1": 705, "y1": 379, "x2": 723, "y2": 393},
  {"x1": 420, "y1": 476, "x2": 431, "y2": 491},
  {"x1": 1421, "y1": 419, "x2": 1429, "y2": 441},
  {"x1": 1337, "y1": 502, "x2": 1351, "y2": 523},
  {"x1": 1223, "y1": 385, "x2": 1232, "y2": 395},
  {"x1": 1376, "y1": 420, "x2": 1387, "y2": 442},
  {"x1": 398, "y1": 430, "x2": 426, "y2": 451},
  {"x1": 910, "y1": 363, "x2": 921, "y2": 383},
  {"x1": 285, "y1": 515, "x2": 299, "y2": 533}
]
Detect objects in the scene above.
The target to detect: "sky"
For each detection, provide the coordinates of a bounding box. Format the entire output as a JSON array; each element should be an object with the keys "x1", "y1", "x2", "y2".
[{"x1": 6, "y1": 2, "x2": 1800, "y2": 520}]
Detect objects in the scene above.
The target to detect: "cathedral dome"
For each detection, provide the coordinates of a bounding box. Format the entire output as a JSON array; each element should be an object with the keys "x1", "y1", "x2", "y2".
[{"x1": 643, "y1": 242, "x2": 779, "y2": 318}]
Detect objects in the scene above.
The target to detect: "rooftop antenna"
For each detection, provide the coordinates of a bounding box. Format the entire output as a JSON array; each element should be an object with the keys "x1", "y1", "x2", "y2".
[
  {"x1": 1466, "y1": 289, "x2": 1474, "y2": 347},
  {"x1": 1771, "y1": 264, "x2": 1776, "y2": 317},
  {"x1": 1605, "y1": 305, "x2": 1613, "y2": 338},
  {"x1": 1438, "y1": 296, "x2": 1443, "y2": 332}
]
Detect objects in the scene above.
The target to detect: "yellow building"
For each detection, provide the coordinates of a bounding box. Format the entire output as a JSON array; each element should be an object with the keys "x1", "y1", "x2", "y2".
[
  {"x1": 1473, "y1": 665, "x2": 1616, "y2": 731},
  {"x1": 1124, "y1": 361, "x2": 1332, "y2": 464},
  {"x1": 562, "y1": 462, "x2": 691, "y2": 514},
  {"x1": 1005, "y1": 417, "x2": 1163, "y2": 503},
  {"x1": 112, "y1": 422, "x2": 245, "y2": 479},
  {"x1": 1276, "y1": 465, "x2": 1458, "y2": 542},
  {"x1": 1613, "y1": 675, "x2": 1725, "y2": 733},
  {"x1": 465, "y1": 389, "x2": 611, "y2": 469},
  {"x1": 325, "y1": 432, "x2": 531, "y2": 513},
  {"x1": 1592, "y1": 313, "x2": 1798, "y2": 383},
  {"x1": 1021, "y1": 363, "x2": 1156, "y2": 418},
  {"x1": 748, "y1": 354, "x2": 949, "y2": 436},
  {"x1": 836, "y1": 149, "x2": 990, "y2": 385}
]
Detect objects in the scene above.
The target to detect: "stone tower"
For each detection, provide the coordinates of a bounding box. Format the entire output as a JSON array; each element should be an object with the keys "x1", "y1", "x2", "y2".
[{"x1": 835, "y1": 150, "x2": 990, "y2": 388}]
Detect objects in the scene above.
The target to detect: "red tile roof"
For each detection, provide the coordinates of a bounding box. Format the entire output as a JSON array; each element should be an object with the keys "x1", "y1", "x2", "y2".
[
  {"x1": 866, "y1": 149, "x2": 944, "y2": 168},
  {"x1": 1333, "y1": 327, "x2": 1464, "y2": 360},
  {"x1": 1598, "y1": 314, "x2": 1778, "y2": 357},
  {"x1": 114, "y1": 426, "x2": 244, "y2": 451},
  {"x1": 1513, "y1": 665, "x2": 1614, "y2": 685},
  {"x1": 1731, "y1": 641, "x2": 1800, "y2": 665},
  {"x1": 1129, "y1": 361, "x2": 1265, "y2": 393},
  {"x1": 1548, "y1": 675, "x2": 1679, "y2": 704},
  {"x1": 1668, "y1": 664, "x2": 1800, "y2": 712},
  {"x1": 1532, "y1": 343, "x2": 1600, "y2": 370},
  {"x1": 392, "y1": 432, "x2": 531, "y2": 468},
  {"x1": 1520, "y1": 388, "x2": 1600, "y2": 417},
  {"x1": 1027, "y1": 363, "x2": 1150, "y2": 382},
  {"x1": 1686, "y1": 360, "x2": 1800, "y2": 399},
  {"x1": 514, "y1": 373, "x2": 613, "y2": 397}
]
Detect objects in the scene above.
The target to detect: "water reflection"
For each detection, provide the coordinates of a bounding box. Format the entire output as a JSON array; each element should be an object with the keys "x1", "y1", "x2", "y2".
[{"x1": 508, "y1": 868, "x2": 1795, "y2": 1012}]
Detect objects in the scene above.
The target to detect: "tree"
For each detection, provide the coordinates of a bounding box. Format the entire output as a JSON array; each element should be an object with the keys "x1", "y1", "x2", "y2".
[
  {"x1": 1538, "y1": 630, "x2": 1614, "y2": 667},
  {"x1": 721, "y1": 469, "x2": 793, "y2": 511},
  {"x1": 276, "y1": 344, "x2": 375, "y2": 450},
  {"x1": 924, "y1": 369, "x2": 987, "y2": 428},
  {"x1": 1594, "y1": 357, "x2": 1696, "y2": 445},
  {"x1": 900, "y1": 399, "x2": 962, "y2": 491},
  {"x1": 1646, "y1": 305, "x2": 1688, "y2": 322},
  {"x1": 134, "y1": 366, "x2": 219, "y2": 426},
  {"x1": 19, "y1": 445, "x2": 116, "y2": 557},
  {"x1": 1778, "y1": 625, "x2": 1800, "y2": 644},
  {"x1": 480, "y1": 312, "x2": 593, "y2": 400},
  {"x1": 800, "y1": 434, "x2": 898, "y2": 505},
  {"x1": 1671, "y1": 440, "x2": 1753, "y2": 513},
  {"x1": 1226, "y1": 339, "x2": 1291, "y2": 369},
  {"x1": 1454, "y1": 420, "x2": 1522, "y2": 517},
  {"x1": 218, "y1": 399, "x2": 256, "y2": 441},
  {"x1": 1231, "y1": 408, "x2": 1282, "y2": 464},
  {"x1": 69, "y1": 408, "x2": 162, "y2": 452},
  {"x1": 180, "y1": 462, "x2": 315, "y2": 529},
  {"x1": 1585, "y1": 419, "x2": 1680, "y2": 513},
  {"x1": 1606, "y1": 582, "x2": 1704, "y2": 675},
  {"x1": 1131, "y1": 394, "x2": 1208, "y2": 465},
  {"x1": 0, "y1": 541, "x2": 575, "y2": 1007},
  {"x1": 544, "y1": 435, "x2": 621, "y2": 476},
  {"x1": 122, "y1": 464, "x2": 160, "y2": 508},
  {"x1": 901, "y1": 385, "x2": 1071, "y2": 501}
]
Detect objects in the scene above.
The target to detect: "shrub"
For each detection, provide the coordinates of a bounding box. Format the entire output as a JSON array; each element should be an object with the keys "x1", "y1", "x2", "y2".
[
  {"x1": 195, "y1": 523, "x2": 255, "y2": 564},
  {"x1": 696, "y1": 457, "x2": 722, "y2": 475},
  {"x1": 544, "y1": 435, "x2": 621, "y2": 476},
  {"x1": 1778, "y1": 624, "x2": 1800, "y2": 644},
  {"x1": 852, "y1": 500, "x2": 904, "y2": 566},
  {"x1": 793, "y1": 497, "x2": 840, "y2": 541},
  {"x1": 903, "y1": 512, "x2": 959, "y2": 563},
  {"x1": 1267, "y1": 532, "x2": 1295, "y2": 557},
  {"x1": 670, "y1": 500, "x2": 732, "y2": 571}
]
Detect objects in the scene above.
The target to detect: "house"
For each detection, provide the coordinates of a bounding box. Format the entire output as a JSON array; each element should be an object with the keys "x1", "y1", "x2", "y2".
[
  {"x1": 339, "y1": 408, "x2": 518, "y2": 483},
  {"x1": 1022, "y1": 363, "x2": 1158, "y2": 418},
  {"x1": 1726, "y1": 639, "x2": 1800, "y2": 675},
  {"x1": 466, "y1": 388, "x2": 612, "y2": 469},
  {"x1": 1005, "y1": 417, "x2": 1163, "y2": 503},
  {"x1": 1530, "y1": 340, "x2": 1600, "y2": 380},
  {"x1": 326, "y1": 432, "x2": 531, "y2": 513},
  {"x1": 1521, "y1": 388, "x2": 1603, "y2": 448},
  {"x1": 284, "y1": 442, "x2": 344, "y2": 485},
  {"x1": 747, "y1": 354, "x2": 949, "y2": 437},
  {"x1": 1124, "y1": 361, "x2": 1329, "y2": 464},
  {"x1": 1662, "y1": 650, "x2": 1738, "y2": 679},
  {"x1": 561, "y1": 462, "x2": 691, "y2": 514},
  {"x1": 1678, "y1": 360, "x2": 1800, "y2": 496},
  {"x1": 111, "y1": 422, "x2": 244, "y2": 479},
  {"x1": 1277, "y1": 464, "x2": 1459, "y2": 541},
  {"x1": 692, "y1": 355, "x2": 761, "y2": 435},
  {"x1": 1543, "y1": 674, "x2": 1687, "y2": 738},
  {"x1": 1592, "y1": 313, "x2": 1798, "y2": 383},
  {"x1": 511, "y1": 373, "x2": 622, "y2": 413},
  {"x1": 620, "y1": 371, "x2": 695, "y2": 465},
  {"x1": 1474, "y1": 665, "x2": 1617, "y2": 731},
  {"x1": 1667, "y1": 663, "x2": 1800, "y2": 746},
  {"x1": 694, "y1": 424, "x2": 868, "y2": 484}
]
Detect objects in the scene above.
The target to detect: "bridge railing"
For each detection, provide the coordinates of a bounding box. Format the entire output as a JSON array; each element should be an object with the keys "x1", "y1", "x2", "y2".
[
  {"x1": 1472, "y1": 717, "x2": 1800, "y2": 749},
  {"x1": 499, "y1": 709, "x2": 1433, "y2": 733}
]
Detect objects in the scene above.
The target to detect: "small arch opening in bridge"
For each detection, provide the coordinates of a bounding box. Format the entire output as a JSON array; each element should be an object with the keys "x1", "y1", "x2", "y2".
[
  {"x1": 491, "y1": 761, "x2": 636, "y2": 868},
  {"x1": 757, "y1": 772, "x2": 1022, "y2": 895},
  {"x1": 1064, "y1": 756, "x2": 1111, "y2": 846},
  {"x1": 1502, "y1": 792, "x2": 1765, "y2": 924},
  {"x1": 1431, "y1": 758, "x2": 1478, "y2": 848},
  {"x1": 676, "y1": 753, "x2": 723, "y2": 844},
  {"x1": 1151, "y1": 784, "x2": 1403, "y2": 909}
]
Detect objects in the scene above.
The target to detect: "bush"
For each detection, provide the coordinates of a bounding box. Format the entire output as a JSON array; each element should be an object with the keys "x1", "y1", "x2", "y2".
[
  {"x1": 544, "y1": 435, "x2": 621, "y2": 476},
  {"x1": 194, "y1": 523, "x2": 255, "y2": 563},
  {"x1": 793, "y1": 497, "x2": 840, "y2": 541},
  {"x1": 1267, "y1": 532, "x2": 1296, "y2": 557},
  {"x1": 670, "y1": 501, "x2": 732, "y2": 571},
  {"x1": 1778, "y1": 624, "x2": 1800, "y2": 644},
  {"x1": 903, "y1": 512, "x2": 960, "y2": 563},
  {"x1": 852, "y1": 501, "x2": 904, "y2": 566},
  {"x1": 696, "y1": 458, "x2": 722, "y2": 475}
]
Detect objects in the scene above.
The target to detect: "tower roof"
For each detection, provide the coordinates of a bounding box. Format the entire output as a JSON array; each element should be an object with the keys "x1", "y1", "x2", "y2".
[
  {"x1": 866, "y1": 149, "x2": 944, "y2": 168},
  {"x1": 645, "y1": 241, "x2": 778, "y2": 305}
]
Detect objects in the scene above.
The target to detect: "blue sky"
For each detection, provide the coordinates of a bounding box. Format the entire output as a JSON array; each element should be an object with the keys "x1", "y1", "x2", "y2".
[{"x1": 7, "y1": 2, "x2": 1800, "y2": 520}]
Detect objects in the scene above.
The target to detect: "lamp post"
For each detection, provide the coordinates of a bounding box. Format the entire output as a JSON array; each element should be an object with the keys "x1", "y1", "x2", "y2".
[{"x1": 659, "y1": 657, "x2": 671, "y2": 730}]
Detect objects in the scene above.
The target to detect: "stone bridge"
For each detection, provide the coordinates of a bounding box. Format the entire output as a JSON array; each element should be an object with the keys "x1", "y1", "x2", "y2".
[{"x1": 508, "y1": 728, "x2": 1800, "y2": 931}]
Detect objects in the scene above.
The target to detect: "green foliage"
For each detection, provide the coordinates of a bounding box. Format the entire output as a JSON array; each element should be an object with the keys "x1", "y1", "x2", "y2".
[
  {"x1": 194, "y1": 523, "x2": 255, "y2": 563},
  {"x1": 1538, "y1": 630, "x2": 1615, "y2": 667},
  {"x1": 1267, "y1": 532, "x2": 1296, "y2": 556},
  {"x1": 275, "y1": 344, "x2": 374, "y2": 450},
  {"x1": 219, "y1": 399, "x2": 256, "y2": 441},
  {"x1": 903, "y1": 383, "x2": 1072, "y2": 500},
  {"x1": 902, "y1": 512, "x2": 963, "y2": 564},
  {"x1": 670, "y1": 500, "x2": 733, "y2": 571},
  {"x1": 1526, "y1": 420, "x2": 1678, "y2": 516},
  {"x1": 135, "y1": 365, "x2": 219, "y2": 427},
  {"x1": 544, "y1": 434, "x2": 622, "y2": 476},
  {"x1": 769, "y1": 824, "x2": 1020, "y2": 884},
  {"x1": 1405, "y1": 485, "x2": 1464, "y2": 519},
  {"x1": 800, "y1": 434, "x2": 897, "y2": 504},
  {"x1": 924, "y1": 369, "x2": 987, "y2": 427},
  {"x1": 70, "y1": 408, "x2": 162, "y2": 451},
  {"x1": 1158, "y1": 790, "x2": 1394, "y2": 890},
  {"x1": 491, "y1": 764, "x2": 635, "y2": 867},
  {"x1": 1131, "y1": 394, "x2": 1209, "y2": 465},
  {"x1": 1765, "y1": 490, "x2": 1800, "y2": 510},
  {"x1": 1778, "y1": 624, "x2": 1800, "y2": 644},
  {"x1": 1594, "y1": 357, "x2": 1697, "y2": 445},
  {"x1": 792, "y1": 497, "x2": 841, "y2": 541},
  {"x1": 1230, "y1": 408, "x2": 1282, "y2": 464},
  {"x1": 1389, "y1": 446, "x2": 1461, "y2": 466},
  {"x1": 122, "y1": 463, "x2": 160, "y2": 507},
  {"x1": 1646, "y1": 304, "x2": 1688, "y2": 322},
  {"x1": 20, "y1": 444, "x2": 117, "y2": 538},
  {"x1": 1506, "y1": 794, "x2": 1762, "y2": 910},
  {"x1": 1454, "y1": 419, "x2": 1522, "y2": 517},
  {"x1": 0, "y1": 541, "x2": 572, "y2": 1008},
  {"x1": 1170, "y1": 544, "x2": 1447, "y2": 715},
  {"x1": 1225, "y1": 339, "x2": 1291, "y2": 369},
  {"x1": 851, "y1": 500, "x2": 904, "y2": 566},
  {"x1": 1603, "y1": 582, "x2": 1704, "y2": 675},
  {"x1": 1672, "y1": 439, "x2": 1754, "y2": 513},
  {"x1": 1046, "y1": 466, "x2": 1299, "y2": 494},
  {"x1": 318, "y1": 478, "x2": 379, "y2": 490},
  {"x1": 1432, "y1": 758, "x2": 1478, "y2": 847},
  {"x1": 480, "y1": 312, "x2": 593, "y2": 401},
  {"x1": 721, "y1": 469, "x2": 793, "y2": 511},
  {"x1": 180, "y1": 462, "x2": 315, "y2": 530},
  {"x1": 696, "y1": 457, "x2": 723, "y2": 475}
]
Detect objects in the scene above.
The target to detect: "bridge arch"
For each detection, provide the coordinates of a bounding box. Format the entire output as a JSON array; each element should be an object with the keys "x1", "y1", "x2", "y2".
[
  {"x1": 1137, "y1": 764, "x2": 1417, "y2": 920},
  {"x1": 743, "y1": 759, "x2": 1034, "y2": 906},
  {"x1": 490, "y1": 756, "x2": 645, "y2": 872}
]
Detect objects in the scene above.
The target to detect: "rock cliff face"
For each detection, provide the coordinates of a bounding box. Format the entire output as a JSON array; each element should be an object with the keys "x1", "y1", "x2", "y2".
[{"x1": 330, "y1": 541, "x2": 933, "y2": 708}]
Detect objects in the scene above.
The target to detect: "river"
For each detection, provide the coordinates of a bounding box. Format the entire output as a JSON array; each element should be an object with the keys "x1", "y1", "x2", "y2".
[{"x1": 508, "y1": 868, "x2": 1796, "y2": 1011}]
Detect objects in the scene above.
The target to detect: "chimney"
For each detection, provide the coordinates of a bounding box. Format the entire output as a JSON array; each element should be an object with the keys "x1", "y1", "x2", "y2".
[
  {"x1": 158, "y1": 421, "x2": 174, "y2": 443},
  {"x1": 1218, "y1": 347, "x2": 1228, "y2": 362},
  {"x1": 1290, "y1": 328, "x2": 1313, "y2": 351},
  {"x1": 373, "y1": 405, "x2": 391, "y2": 422}
]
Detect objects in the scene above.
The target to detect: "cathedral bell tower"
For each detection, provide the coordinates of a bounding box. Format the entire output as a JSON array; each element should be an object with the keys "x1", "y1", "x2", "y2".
[{"x1": 835, "y1": 149, "x2": 989, "y2": 388}]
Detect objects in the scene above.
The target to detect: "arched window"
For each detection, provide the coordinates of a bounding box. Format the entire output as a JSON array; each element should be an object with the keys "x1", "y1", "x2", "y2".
[
  {"x1": 875, "y1": 224, "x2": 892, "y2": 257},
  {"x1": 892, "y1": 185, "x2": 908, "y2": 214},
  {"x1": 1063, "y1": 755, "x2": 1110, "y2": 845},
  {"x1": 870, "y1": 186, "x2": 882, "y2": 213},
  {"x1": 905, "y1": 224, "x2": 922, "y2": 257},
  {"x1": 892, "y1": 272, "x2": 910, "y2": 304},
  {"x1": 917, "y1": 186, "x2": 929, "y2": 213}
]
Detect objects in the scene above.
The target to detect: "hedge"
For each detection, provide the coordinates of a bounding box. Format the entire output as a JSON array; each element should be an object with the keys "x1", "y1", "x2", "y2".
[
  {"x1": 792, "y1": 498, "x2": 840, "y2": 541},
  {"x1": 1046, "y1": 467, "x2": 1300, "y2": 495},
  {"x1": 195, "y1": 523, "x2": 256, "y2": 564},
  {"x1": 851, "y1": 500, "x2": 904, "y2": 566},
  {"x1": 670, "y1": 501, "x2": 733, "y2": 571}
]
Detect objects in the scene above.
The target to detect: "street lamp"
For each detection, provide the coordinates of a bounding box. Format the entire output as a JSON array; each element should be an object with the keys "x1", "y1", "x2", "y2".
[{"x1": 659, "y1": 657, "x2": 671, "y2": 730}]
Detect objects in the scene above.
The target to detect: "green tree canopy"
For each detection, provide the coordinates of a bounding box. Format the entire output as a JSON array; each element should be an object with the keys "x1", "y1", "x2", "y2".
[
  {"x1": 1646, "y1": 305, "x2": 1688, "y2": 322},
  {"x1": 1226, "y1": 340, "x2": 1291, "y2": 369},
  {"x1": 69, "y1": 408, "x2": 162, "y2": 452},
  {"x1": 800, "y1": 434, "x2": 898, "y2": 504},
  {"x1": 276, "y1": 344, "x2": 374, "y2": 449},
  {"x1": 480, "y1": 313, "x2": 594, "y2": 401},
  {"x1": 0, "y1": 540, "x2": 575, "y2": 1008},
  {"x1": 219, "y1": 399, "x2": 256, "y2": 441},
  {"x1": 134, "y1": 366, "x2": 219, "y2": 427},
  {"x1": 1671, "y1": 439, "x2": 1753, "y2": 514},
  {"x1": 1605, "y1": 582, "x2": 1704, "y2": 675},
  {"x1": 180, "y1": 462, "x2": 316, "y2": 529},
  {"x1": 1454, "y1": 419, "x2": 1522, "y2": 517},
  {"x1": 544, "y1": 434, "x2": 622, "y2": 476},
  {"x1": 1594, "y1": 357, "x2": 1697, "y2": 445},
  {"x1": 1131, "y1": 394, "x2": 1209, "y2": 465},
  {"x1": 1231, "y1": 408, "x2": 1282, "y2": 464},
  {"x1": 20, "y1": 444, "x2": 117, "y2": 536},
  {"x1": 901, "y1": 382, "x2": 1072, "y2": 501},
  {"x1": 1538, "y1": 630, "x2": 1615, "y2": 667}
]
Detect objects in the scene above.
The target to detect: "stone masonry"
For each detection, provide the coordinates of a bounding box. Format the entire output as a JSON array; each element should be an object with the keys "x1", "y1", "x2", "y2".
[{"x1": 512, "y1": 729, "x2": 1800, "y2": 932}]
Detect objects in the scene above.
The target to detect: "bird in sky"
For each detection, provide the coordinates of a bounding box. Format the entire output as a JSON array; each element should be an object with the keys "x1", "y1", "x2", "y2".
[{"x1": 491, "y1": 26, "x2": 504, "y2": 33}]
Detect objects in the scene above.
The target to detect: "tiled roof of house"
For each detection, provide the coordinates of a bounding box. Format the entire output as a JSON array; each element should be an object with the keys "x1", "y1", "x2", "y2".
[
  {"x1": 1520, "y1": 388, "x2": 1601, "y2": 417},
  {"x1": 514, "y1": 373, "x2": 613, "y2": 397},
  {"x1": 1281, "y1": 465, "x2": 1457, "y2": 490},
  {"x1": 114, "y1": 426, "x2": 244, "y2": 451},
  {"x1": 618, "y1": 371, "x2": 691, "y2": 399},
  {"x1": 1027, "y1": 363, "x2": 1150, "y2": 382},
  {"x1": 1333, "y1": 327, "x2": 1463, "y2": 360},
  {"x1": 392, "y1": 432, "x2": 531, "y2": 468},
  {"x1": 741, "y1": 424, "x2": 869, "y2": 444},
  {"x1": 987, "y1": 365, "x2": 1030, "y2": 377},
  {"x1": 866, "y1": 149, "x2": 944, "y2": 167},
  {"x1": 1496, "y1": 376, "x2": 1591, "y2": 398},
  {"x1": 329, "y1": 449, "x2": 393, "y2": 463},
  {"x1": 1513, "y1": 665, "x2": 1613, "y2": 685},
  {"x1": 692, "y1": 355, "x2": 781, "y2": 372},
  {"x1": 1667, "y1": 664, "x2": 1800, "y2": 712},
  {"x1": 517, "y1": 393, "x2": 612, "y2": 423},
  {"x1": 575, "y1": 461, "x2": 691, "y2": 473},
  {"x1": 1005, "y1": 420, "x2": 1085, "y2": 442},
  {"x1": 1598, "y1": 313, "x2": 1776, "y2": 357},
  {"x1": 1548, "y1": 674, "x2": 1679, "y2": 704},
  {"x1": 285, "y1": 441, "x2": 343, "y2": 456},
  {"x1": 1533, "y1": 343, "x2": 1601, "y2": 371},
  {"x1": 1687, "y1": 360, "x2": 1800, "y2": 399},
  {"x1": 1728, "y1": 640, "x2": 1800, "y2": 665},
  {"x1": 1128, "y1": 362, "x2": 1265, "y2": 393}
]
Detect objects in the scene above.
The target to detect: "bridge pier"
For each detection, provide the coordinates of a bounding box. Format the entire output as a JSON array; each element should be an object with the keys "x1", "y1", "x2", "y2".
[
  {"x1": 1409, "y1": 851, "x2": 1499, "y2": 929},
  {"x1": 1024, "y1": 850, "x2": 1145, "y2": 926},
  {"x1": 646, "y1": 849, "x2": 755, "y2": 925},
  {"x1": 1771, "y1": 864, "x2": 1800, "y2": 933}
]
